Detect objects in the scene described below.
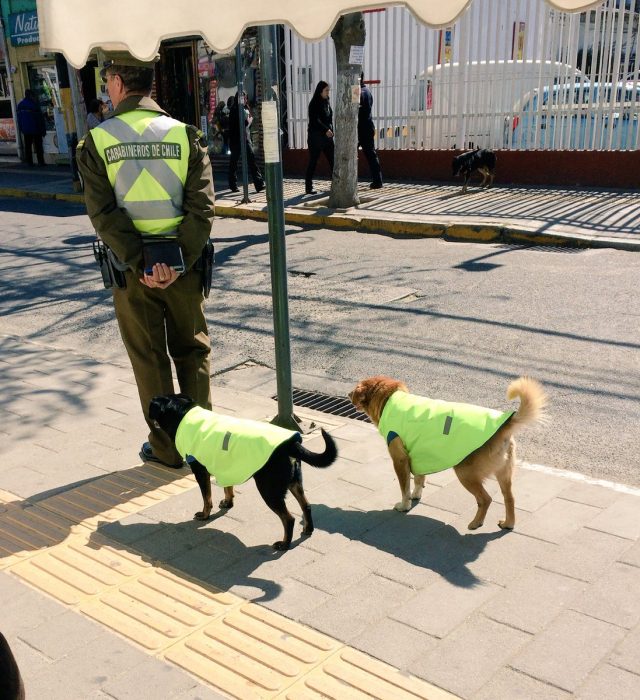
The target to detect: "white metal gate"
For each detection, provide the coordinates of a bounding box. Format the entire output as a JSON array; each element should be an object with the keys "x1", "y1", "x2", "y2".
[{"x1": 284, "y1": 0, "x2": 639, "y2": 151}]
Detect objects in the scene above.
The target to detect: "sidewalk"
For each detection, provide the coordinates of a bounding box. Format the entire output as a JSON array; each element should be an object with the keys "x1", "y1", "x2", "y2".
[
  {"x1": 0, "y1": 160, "x2": 638, "y2": 251},
  {"x1": 2, "y1": 333, "x2": 640, "y2": 699}
]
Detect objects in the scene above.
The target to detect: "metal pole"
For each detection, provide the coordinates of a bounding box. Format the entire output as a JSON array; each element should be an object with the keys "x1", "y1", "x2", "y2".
[
  {"x1": 258, "y1": 23, "x2": 299, "y2": 431},
  {"x1": 235, "y1": 41, "x2": 250, "y2": 203},
  {"x1": 0, "y1": 17, "x2": 23, "y2": 160}
]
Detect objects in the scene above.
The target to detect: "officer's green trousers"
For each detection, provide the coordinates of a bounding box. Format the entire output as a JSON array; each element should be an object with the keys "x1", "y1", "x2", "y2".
[{"x1": 113, "y1": 269, "x2": 212, "y2": 464}]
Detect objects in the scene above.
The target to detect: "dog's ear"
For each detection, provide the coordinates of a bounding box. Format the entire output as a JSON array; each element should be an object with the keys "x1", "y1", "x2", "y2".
[{"x1": 149, "y1": 396, "x2": 166, "y2": 421}]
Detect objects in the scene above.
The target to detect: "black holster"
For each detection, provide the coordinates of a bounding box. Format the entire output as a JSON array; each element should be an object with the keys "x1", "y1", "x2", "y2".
[
  {"x1": 194, "y1": 239, "x2": 215, "y2": 298},
  {"x1": 92, "y1": 240, "x2": 127, "y2": 289}
]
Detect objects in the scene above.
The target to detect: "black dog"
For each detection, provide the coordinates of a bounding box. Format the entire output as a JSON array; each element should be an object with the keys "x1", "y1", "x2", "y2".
[
  {"x1": 452, "y1": 147, "x2": 496, "y2": 193},
  {"x1": 0, "y1": 632, "x2": 25, "y2": 700},
  {"x1": 149, "y1": 394, "x2": 338, "y2": 550}
]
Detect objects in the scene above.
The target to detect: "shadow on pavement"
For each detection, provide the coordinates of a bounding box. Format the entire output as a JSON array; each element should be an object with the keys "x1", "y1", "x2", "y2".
[{"x1": 312, "y1": 503, "x2": 509, "y2": 588}]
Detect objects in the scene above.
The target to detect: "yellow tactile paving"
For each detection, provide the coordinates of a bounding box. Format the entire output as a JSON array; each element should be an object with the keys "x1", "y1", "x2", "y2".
[
  {"x1": 9, "y1": 533, "x2": 152, "y2": 605},
  {"x1": 36, "y1": 465, "x2": 194, "y2": 530},
  {"x1": 1, "y1": 470, "x2": 458, "y2": 700},
  {"x1": 81, "y1": 569, "x2": 239, "y2": 651},
  {"x1": 165, "y1": 605, "x2": 341, "y2": 699},
  {"x1": 0, "y1": 500, "x2": 79, "y2": 569}
]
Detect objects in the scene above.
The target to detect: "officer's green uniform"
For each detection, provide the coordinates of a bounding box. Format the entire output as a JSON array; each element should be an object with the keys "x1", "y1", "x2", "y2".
[
  {"x1": 378, "y1": 391, "x2": 514, "y2": 474},
  {"x1": 77, "y1": 54, "x2": 215, "y2": 465},
  {"x1": 175, "y1": 406, "x2": 300, "y2": 486}
]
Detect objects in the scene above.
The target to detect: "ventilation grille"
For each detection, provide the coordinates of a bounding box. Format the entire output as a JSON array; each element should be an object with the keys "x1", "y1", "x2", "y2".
[{"x1": 272, "y1": 389, "x2": 371, "y2": 423}]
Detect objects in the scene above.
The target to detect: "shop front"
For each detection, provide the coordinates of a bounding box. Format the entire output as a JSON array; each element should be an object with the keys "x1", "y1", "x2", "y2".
[
  {"x1": 0, "y1": 49, "x2": 17, "y2": 155},
  {"x1": 155, "y1": 36, "x2": 259, "y2": 161},
  {"x1": 6, "y1": 4, "x2": 69, "y2": 162}
]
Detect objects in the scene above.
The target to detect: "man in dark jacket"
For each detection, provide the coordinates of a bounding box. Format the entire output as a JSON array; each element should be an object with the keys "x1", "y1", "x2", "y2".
[
  {"x1": 358, "y1": 74, "x2": 382, "y2": 189},
  {"x1": 228, "y1": 92, "x2": 264, "y2": 193},
  {"x1": 17, "y1": 89, "x2": 46, "y2": 166}
]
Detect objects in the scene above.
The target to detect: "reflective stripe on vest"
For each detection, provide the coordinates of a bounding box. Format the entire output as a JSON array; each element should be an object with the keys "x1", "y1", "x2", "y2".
[{"x1": 91, "y1": 111, "x2": 190, "y2": 235}]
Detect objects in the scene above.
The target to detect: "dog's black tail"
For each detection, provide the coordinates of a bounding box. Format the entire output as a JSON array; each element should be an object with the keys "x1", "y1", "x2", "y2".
[{"x1": 289, "y1": 428, "x2": 337, "y2": 468}]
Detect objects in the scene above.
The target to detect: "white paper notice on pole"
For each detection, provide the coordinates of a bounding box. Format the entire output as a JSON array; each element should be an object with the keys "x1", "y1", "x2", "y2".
[
  {"x1": 349, "y1": 45, "x2": 364, "y2": 65},
  {"x1": 261, "y1": 101, "x2": 280, "y2": 163},
  {"x1": 351, "y1": 84, "x2": 361, "y2": 103}
]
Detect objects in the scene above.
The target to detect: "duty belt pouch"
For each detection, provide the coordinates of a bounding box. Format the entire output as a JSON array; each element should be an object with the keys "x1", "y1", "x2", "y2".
[
  {"x1": 92, "y1": 240, "x2": 127, "y2": 289},
  {"x1": 142, "y1": 238, "x2": 185, "y2": 275},
  {"x1": 195, "y1": 239, "x2": 215, "y2": 298}
]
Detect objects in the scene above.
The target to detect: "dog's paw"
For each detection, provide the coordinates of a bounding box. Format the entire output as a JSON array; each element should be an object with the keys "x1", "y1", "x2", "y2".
[
  {"x1": 410, "y1": 488, "x2": 423, "y2": 501},
  {"x1": 218, "y1": 498, "x2": 234, "y2": 509},
  {"x1": 302, "y1": 525, "x2": 314, "y2": 537},
  {"x1": 394, "y1": 500, "x2": 411, "y2": 512},
  {"x1": 498, "y1": 520, "x2": 514, "y2": 530},
  {"x1": 194, "y1": 510, "x2": 210, "y2": 521},
  {"x1": 272, "y1": 540, "x2": 290, "y2": 551}
]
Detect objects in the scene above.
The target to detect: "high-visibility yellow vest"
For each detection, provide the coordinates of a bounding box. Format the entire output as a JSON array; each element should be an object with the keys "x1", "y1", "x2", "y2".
[
  {"x1": 175, "y1": 406, "x2": 300, "y2": 487},
  {"x1": 378, "y1": 391, "x2": 514, "y2": 475},
  {"x1": 91, "y1": 110, "x2": 190, "y2": 236}
]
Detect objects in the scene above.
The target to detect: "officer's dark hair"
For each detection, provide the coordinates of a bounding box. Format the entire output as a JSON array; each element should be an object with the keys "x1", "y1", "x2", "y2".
[{"x1": 108, "y1": 65, "x2": 155, "y2": 94}]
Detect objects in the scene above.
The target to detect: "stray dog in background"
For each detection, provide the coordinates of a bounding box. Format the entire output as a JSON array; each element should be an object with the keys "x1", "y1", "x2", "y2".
[
  {"x1": 0, "y1": 631, "x2": 25, "y2": 700},
  {"x1": 150, "y1": 394, "x2": 338, "y2": 550},
  {"x1": 452, "y1": 147, "x2": 496, "y2": 193},
  {"x1": 349, "y1": 376, "x2": 546, "y2": 531}
]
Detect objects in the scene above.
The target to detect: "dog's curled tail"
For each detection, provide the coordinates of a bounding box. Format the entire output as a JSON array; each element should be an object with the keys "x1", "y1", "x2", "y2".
[
  {"x1": 507, "y1": 377, "x2": 547, "y2": 428},
  {"x1": 291, "y1": 428, "x2": 338, "y2": 468}
]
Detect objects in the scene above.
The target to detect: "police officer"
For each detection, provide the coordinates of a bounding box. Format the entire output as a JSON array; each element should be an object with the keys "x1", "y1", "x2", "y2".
[
  {"x1": 77, "y1": 51, "x2": 215, "y2": 468},
  {"x1": 358, "y1": 73, "x2": 382, "y2": 189}
]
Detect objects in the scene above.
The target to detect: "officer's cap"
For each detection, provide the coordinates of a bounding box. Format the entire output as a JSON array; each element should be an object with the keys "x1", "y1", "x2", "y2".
[{"x1": 100, "y1": 51, "x2": 159, "y2": 79}]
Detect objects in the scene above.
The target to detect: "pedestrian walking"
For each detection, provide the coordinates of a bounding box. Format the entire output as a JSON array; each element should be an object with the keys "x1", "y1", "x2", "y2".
[
  {"x1": 305, "y1": 80, "x2": 334, "y2": 195},
  {"x1": 358, "y1": 74, "x2": 382, "y2": 189},
  {"x1": 76, "y1": 51, "x2": 215, "y2": 469},
  {"x1": 228, "y1": 92, "x2": 264, "y2": 193},
  {"x1": 17, "y1": 89, "x2": 46, "y2": 166}
]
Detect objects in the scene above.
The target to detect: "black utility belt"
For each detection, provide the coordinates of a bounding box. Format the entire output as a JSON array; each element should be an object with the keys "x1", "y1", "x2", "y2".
[{"x1": 92, "y1": 238, "x2": 214, "y2": 297}]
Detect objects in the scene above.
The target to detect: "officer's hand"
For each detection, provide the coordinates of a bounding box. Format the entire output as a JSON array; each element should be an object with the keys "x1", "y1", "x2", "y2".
[
  {"x1": 326, "y1": 129, "x2": 334, "y2": 138},
  {"x1": 139, "y1": 263, "x2": 179, "y2": 289}
]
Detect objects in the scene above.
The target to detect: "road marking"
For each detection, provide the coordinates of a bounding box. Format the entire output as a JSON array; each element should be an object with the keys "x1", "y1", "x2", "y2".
[{"x1": 521, "y1": 461, "x2": 640, "y2": 497}]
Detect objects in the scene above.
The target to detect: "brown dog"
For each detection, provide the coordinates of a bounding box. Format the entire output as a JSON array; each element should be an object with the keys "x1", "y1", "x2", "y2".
[{"x1": 349, "y1": 376, "x2": 546, "y2": 530}]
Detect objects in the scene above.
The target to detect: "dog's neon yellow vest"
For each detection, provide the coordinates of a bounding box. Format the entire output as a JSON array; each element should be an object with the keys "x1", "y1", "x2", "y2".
[
  {"x1": 174, "y1": 406, "x2": 299, "y2": 486},
  {"x1": 378, "y1": 392, "x2": 513, "y2": 474}
]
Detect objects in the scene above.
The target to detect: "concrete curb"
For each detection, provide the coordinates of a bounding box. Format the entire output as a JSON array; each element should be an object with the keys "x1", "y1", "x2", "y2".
[{"x1": 2, "y1": 187, "x2": 639, "y2": 252}]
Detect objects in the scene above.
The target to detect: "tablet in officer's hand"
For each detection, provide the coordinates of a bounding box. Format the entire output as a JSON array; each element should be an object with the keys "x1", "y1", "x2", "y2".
[{"x1": 143, "y1": 240, "x2": 185, "y2": 275}]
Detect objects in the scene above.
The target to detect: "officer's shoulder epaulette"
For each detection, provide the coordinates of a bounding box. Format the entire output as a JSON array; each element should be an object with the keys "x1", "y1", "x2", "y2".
[{"x1": 188, "y1": 124, "x2": 207, "y2": 147}]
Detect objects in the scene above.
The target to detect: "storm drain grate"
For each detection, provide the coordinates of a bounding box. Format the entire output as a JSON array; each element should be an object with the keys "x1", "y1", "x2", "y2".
[{"x1": 272, "y1": 389, "x2": 371, "y2": 423}]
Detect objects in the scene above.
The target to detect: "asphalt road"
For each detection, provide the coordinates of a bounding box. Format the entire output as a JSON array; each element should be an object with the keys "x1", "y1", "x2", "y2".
[{"x1": 1, "y1": 197, "x2": 638, "y2": 486}]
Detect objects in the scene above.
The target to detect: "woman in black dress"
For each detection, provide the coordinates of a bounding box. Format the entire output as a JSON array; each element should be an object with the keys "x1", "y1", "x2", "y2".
[{"x1": 305, "y1": 81, "x2": 334, "y2": 194}]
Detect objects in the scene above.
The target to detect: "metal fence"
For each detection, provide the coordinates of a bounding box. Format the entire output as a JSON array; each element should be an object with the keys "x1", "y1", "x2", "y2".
[{"x1": 284, "y1": 0, "x2": 639, "y2": 151}]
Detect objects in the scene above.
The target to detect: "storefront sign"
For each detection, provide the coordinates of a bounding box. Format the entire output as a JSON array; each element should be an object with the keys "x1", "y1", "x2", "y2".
[
  {"x1": 0, "y1": 118, "x2": 17, "y2": 142},
  {"x1": 9, "y1": 11, "x2": 40, "y2": 47}
]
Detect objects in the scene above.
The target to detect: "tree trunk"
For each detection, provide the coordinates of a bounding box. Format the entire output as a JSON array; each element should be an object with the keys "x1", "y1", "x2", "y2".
[{"x1": 329, "y1": 13, "x2": 365, "y2": 209}]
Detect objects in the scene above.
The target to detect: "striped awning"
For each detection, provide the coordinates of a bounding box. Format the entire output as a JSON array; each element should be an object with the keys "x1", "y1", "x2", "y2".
[{"x1": 36, "y1": 0, "x2": 606, "y2": 68}]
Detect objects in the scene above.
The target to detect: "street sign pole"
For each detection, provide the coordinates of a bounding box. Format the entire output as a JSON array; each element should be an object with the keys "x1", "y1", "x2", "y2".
[{"x1": 258, "y1": 24, "x2": 299, "y2": 431}]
